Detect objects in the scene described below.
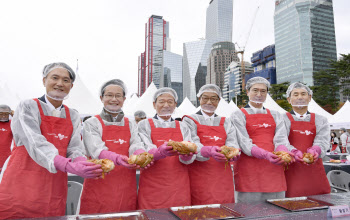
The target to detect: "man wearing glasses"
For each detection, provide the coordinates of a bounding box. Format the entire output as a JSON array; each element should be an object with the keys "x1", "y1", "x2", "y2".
[
  {"x1": 0, "y1": 104, "x2": 13, "y2": 173},
  {"x1": 182, "y1": 84, "x2": 240, "y2": 205},
  {"x1": 230, "y1": 77, "x2": 293, "y2": 202}
]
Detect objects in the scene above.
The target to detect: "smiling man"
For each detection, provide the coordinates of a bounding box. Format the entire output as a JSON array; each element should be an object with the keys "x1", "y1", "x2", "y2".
[
  {"x1": 182, "y1": 84, "x2": 240, "y2": 205},
  {"x1": 230, "y1": 77, "x2": 293, "y2": 203},
  {"x1": 282, "y1": 82, "x2": 330, "y2": 197},
  {"x1": 0, "y1": 62, "x2": 102, "y2": 219}
]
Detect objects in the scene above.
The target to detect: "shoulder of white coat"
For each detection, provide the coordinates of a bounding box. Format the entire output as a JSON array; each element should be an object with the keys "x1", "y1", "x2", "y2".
[
  {"x1": 231, "y1": 108, "x2": 244, "y2": 118},
  {"x1": 137, "y1": 118, "x2": 150, "y2": 130},
  {"x1": 20, "y1": 98, "x2": 39, "y2": 108},
  {"x1": 67, "y1": 107, "x2": 80, "y2": 118},
  {"x1": 313, "y1": 113, "x2": 328, "y2": 123},
  {"x1": 268, "y1": 109, "x2": 282, "y2": 116}
]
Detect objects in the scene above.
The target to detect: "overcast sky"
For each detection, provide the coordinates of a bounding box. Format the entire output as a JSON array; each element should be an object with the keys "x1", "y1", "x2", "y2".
[{"x1": 0, "y1": 0, "x2": 349, "y2": 101}]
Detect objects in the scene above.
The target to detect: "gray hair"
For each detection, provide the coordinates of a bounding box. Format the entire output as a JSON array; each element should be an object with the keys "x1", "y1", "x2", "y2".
[
  {"x1": 100, "y1": 79, "x2": 127, "y2": 97},
  {"x1": 286, "y1": 82, "x2": 313, "y2": 98},
  {"x1": 197, "y1": 84, "x2": 222, "y2": 98},
  {"x1": 0, "y1": 104, "x2": 11, "y2": 112},
  {"x1": 246, "y1": 77, "x2": 270, "y2": 91},
  {"x1": 134, "y1": 110, "x2": 146, "y2": 118},
  {"x1": 340, "y1": 128, "x2": 347, "y2": 132},
  {"x1": 42, "y1": 62, "x2": 76, "y2": 82},
  {"x1": 153, "y1": 87, "x2": 178, "y2": 102}
]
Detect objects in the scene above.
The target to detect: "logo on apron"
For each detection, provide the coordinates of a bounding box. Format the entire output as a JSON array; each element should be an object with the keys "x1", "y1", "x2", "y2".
[
  {"x1": 157, "y1": 139, "x2": 173, "y2": 143},
  {"x1": 47, "y1": 133, "x2": 69, "y2": 140},
  {"x1": 252, "y1": 123, "x2": 271, "y2": 128},
  {"x1": 202, "y1": 135, "x2": 222, "y2": 141},
  {"x1": 293, "y1": 130, "x2": 314, "y2": 135},
  {"x1": 106, "y1": 139, "x2": 128, "y2": 144},
  {"x1": 0, "y1": 128, "x2": 8, "y2": 131}
]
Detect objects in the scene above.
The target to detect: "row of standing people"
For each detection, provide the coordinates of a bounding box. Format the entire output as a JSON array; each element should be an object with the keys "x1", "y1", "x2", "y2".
[{"x1": 0, "y1": 62, "x2": 332, "y2": 219}]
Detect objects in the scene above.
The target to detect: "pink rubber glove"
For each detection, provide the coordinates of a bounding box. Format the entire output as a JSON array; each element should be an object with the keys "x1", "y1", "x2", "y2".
[
  {"x1": 99, "y1": 150, "x2": 136, "y2": 169},
  {"x1": 307, "y1": 145, "x2": 321, "y2": 162},
  {"x1": 228, "y1": 149, "x2": 241, "y2": 162},
  {"x1": 54, "y1": 155, "x2": 103, "y2": 179},
  {"x1": 73, "y1": 156, "x2": 87, "y2": 163},
  {"x1": 276, "y1": 145, "x2": 295, "y2": 164},
  {"x1": 132, "y1": 149, "x2": 154, "y2": 170},
  {"x1": 201, "y1": 146, "x2": 227, "y2": 162},
  {"x1": 291, "y1": 149, "x2": 304, "y2": 163},
  {"x1": 251, "y1": 146, "x2": 284, "y2": 165},
  {"x1": 159, "y1": 142, "x2": 178, "y2": 156}
]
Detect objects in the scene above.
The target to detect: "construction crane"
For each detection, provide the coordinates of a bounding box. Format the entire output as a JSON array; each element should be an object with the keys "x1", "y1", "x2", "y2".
[{"x1": 234, "y1": 5, "x2": 260, "y2": 91}]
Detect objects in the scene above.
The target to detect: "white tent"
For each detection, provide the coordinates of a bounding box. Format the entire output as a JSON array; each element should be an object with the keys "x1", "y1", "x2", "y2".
[
  {"x1": 123, "y1": 93, "x2": 139, "y2": 116},
  {"x1": 330, "y1": 100, "x2": 350, "y2": 129},
  {"x1": 308, "y1": 98, "x2": 333, "y2": 123},
  {"x1": 178, "y1": 97, "x2": 197, "y2": 115},
  {"x1": 64, "y1": 74, "x2": 102, "y2": 115},
  {"x1": 263, "y1": 94, "x2": 287, "y2": 114},
  {"x1": 216, "y1": 99, "x2": 235, "y2": 117},
  {"x1": 127, "y1": 82, "x2": 157, "y2": 117},
  {"x1": 229, "y1": 100, "x2": 240, "y2": 112}
]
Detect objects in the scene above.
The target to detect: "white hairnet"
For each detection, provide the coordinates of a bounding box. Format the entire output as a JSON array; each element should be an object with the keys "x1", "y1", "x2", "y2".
[
  {"x1": 0, "y1": 104, "x2": 11, "y2": 112},
  {"x1": 153, "y1": 87, "x2": 178, "y2": 102},
  {"x1": 340, "y1": 128, "x2": 347, "y2": 132},
  {"x1": 42, "y1": 62, "x2": 76, "y2": 82},
  {"x1": 134, "y1": 110, "x2": 146, "y2": 118},
  {"x1": 197, "y1": 84, "x2": 222, "y2": 98},
  {"x1": 100, "y1": 79, "x2": 127, "y2": 97},
  {"x1": 246, "y1": 77, "x2": 270, "y2": 91},
  {"x1": 286, "y1": 82, "x2": 313, "y2": 97}
]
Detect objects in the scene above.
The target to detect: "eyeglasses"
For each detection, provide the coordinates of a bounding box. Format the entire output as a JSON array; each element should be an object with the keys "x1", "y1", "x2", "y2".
[
  {"x1": 104, "y1": 94, "x2": 124, "y2": 100},
  {"x1": 0, "y1": 112, "x2": 10, "y2": 116},
  {"x1": 201, "y1": 96, "x2": 219, "y2": 103},
  {"x1": 250, "y1": 89, "x2": 267, "y2": 95}
]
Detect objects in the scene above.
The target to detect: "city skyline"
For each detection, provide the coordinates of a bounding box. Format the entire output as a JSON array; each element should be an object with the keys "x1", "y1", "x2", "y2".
[{"x1": 0, "y1": 0, "x2": 349, "y2": 102}]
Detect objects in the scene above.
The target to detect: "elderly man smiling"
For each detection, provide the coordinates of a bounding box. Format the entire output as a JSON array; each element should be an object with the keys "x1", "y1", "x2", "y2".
[{"x1": 282, "y1": 82, "x2": 330, "y2": 197}]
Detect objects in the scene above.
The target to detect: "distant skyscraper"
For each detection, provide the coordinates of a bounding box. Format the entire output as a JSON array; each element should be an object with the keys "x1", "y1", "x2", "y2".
[
  {"x1": 274, "y1": 0, "x2": 337, "y2": 86},
  {"x1": 160, "y1": 50, "x2": 183, "y2": 105},
  {"x1": 183, "y1": 39, "x2": 216, "y2": 105},
  {"x1": 247, "y1": 44, "x2": 277, "y2": 85},
  {"x1": 223, "y1": 61, "x2": 253, "y2": 102},
  {"x1": 138, "y1": 15, "x2": 170, "y2": 96},
  {"x1": 206, "y1": 0, "x2": 233, "y2": 42},
  {"x1": 183, "y1": 0, "x2": 233, "y2": 105},
  {"x1": 138, "y1": 52, "x2": 146, "y2": 96},
  {"x1": 206, "y1": 42, "x2": 239, "y2": 90}
]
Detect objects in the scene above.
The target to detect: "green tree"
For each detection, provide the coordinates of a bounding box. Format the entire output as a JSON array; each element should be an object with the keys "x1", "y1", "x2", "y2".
[
  {"x1": 235, "y1": 90, "x2": 248, "y2": 108},
  {"x1": 269, "y1": 82, "x2": 289, "y2": 100},
  {"x1": 311, "y1": 54, "x2": 350, "y2": 112}
]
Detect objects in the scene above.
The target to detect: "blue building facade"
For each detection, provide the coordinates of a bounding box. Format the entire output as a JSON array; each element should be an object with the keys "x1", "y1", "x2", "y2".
[{"x1": 247, "y1": 44, "x2": 277, "y2": 85}]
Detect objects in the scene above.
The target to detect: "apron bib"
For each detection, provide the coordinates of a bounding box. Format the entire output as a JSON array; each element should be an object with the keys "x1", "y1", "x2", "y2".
[
  {"x1": 234, "y1": 108, "x2": 286, "y2": 192},
  {"x1": 285, "y1": 113, "x2": 330, "y2": 197},
  {"x1": 137, "y1": 119, "x2": 191, "y2": 209},
  {"x1": 0, "y1": 98, "x2": 72, "y2": 219},
  {"x1": 80, "y1": 116, "x2": 137, "y2": 214},
  {"x1": 183, "y1": 115, "x2": 234, "y2": 205}
]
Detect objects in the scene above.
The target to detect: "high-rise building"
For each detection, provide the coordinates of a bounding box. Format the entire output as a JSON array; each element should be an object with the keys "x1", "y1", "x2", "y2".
[
  {"x1": 160, "y1": 50, "x2": 183, "y2": 105},
  {"x1": 183, "y1": 39, "x2": 216, "y2": 105},
  {"x1": 247, "y1": 44, "x2": 277, "y2": 85},
  {"x1": 206, "y1": 0, "x2": 233, "y2": 42},
  {"x1": 206, "y1": 42, "x2": 239, "y2": 90},
  {"x1": 138, "y1": 15, "x2": 170, "y2": 96},
  {"x1": 274, "y1": 0, "x2": 337, "y2": 86},
  {"x1": 183, "y1": 0, "x2": 233, "y2": 105},
  {"x1": 223, "y1": 61, "x2": 253, "y2": 102},
  {"x1": 138, "y1": 52, "x2": 146, "y2": 96}
]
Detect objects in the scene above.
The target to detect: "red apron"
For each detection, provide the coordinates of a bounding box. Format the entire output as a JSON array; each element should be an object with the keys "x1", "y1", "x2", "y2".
[
  {"x1": 80, "y1": 116, "x2": 137, "y2": 214},
  {"x1": 0, "y1": 98, "x2": 72, "y2": 219},
  {"x1": 285, "y1": 113, "x2": 330, "y2": 197},
  {"x1": 0, "y1": 120, "x2": 12, "y2": 168},
  {"x1": 183, "y1": 115, "x2": 234, "y2": 205},
  {"x1": 234, "y1": 108, "x2": 286, "y2": 192},
  {"x1": 331, "y1": 142, "x2": 338, "y2": 151},
  {"x1": 137, "y1": 119, "x2": 191, "y2": 209}
]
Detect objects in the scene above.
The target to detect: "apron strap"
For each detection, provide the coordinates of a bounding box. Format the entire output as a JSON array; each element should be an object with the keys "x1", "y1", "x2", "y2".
[
  {"x1": 286, "y1": 112, "x2": 294, "y2": 122},
  {"x1": 62, "y1": 105, "x2": 71, "y2": 122},
  {"x1": 266, "y1": 108, "x2": 271, "y2": 115},
  {"x1": 310, "y1": 113, "x2": 315, "y2": 124},
  {"x1": 95, "y1": 115, "x2": 106, "y2": 130},
  {"x1": 182, "y1": 115, "x2": 199, "y2": 125},
  {"x1": 148, "y1": 118, "x2": 156, "y2": 129},
  {"x1": 219, "y1": 117, "x2": 225, "y2": 126},
  {"x1": 240, "y1": 108, "x2": 249, "y2": 117},
  {"x1": 175, "y1": 120, "x2": 180, "y2": 128},
  {"x1": 33, "y1": 98, "x2": 45, "y2": 117},
  {"x1": 124, "y1": 117, "x2": 129, "y2": 128}
]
